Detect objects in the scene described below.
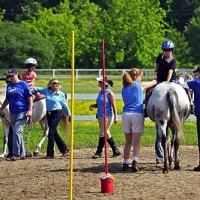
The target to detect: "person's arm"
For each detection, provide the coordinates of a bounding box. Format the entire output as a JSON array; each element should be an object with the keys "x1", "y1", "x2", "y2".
[
  {"x1": 89, "y1": 103, "x2": 97, "y2": 111},
  {"x1": 60, "y1": 93, "x2": 71, "y2": 116},
  {"x1": 109, "y1": 91, "x2": 118, "y2": 124},
  {"x1": 140, "y1": 79, "x2": 157, "y2": 90},
  {"x1": 166, "y1": 69, "x2": 173, "y2": 82},
  {"x1": 26, "y1": 96, "x2": 33, "y2": 117}
]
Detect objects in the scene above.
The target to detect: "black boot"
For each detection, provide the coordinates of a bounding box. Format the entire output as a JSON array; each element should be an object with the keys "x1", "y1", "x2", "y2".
[
  {"x1": 92, "y1": 137, "x2": 104, "y2": 159},
  {"x1": 194, "y1": 149, "x2": 200, "y2": 171},
  {"x1": 107, "y1": 137, "x2": 121, "y2": 157}
]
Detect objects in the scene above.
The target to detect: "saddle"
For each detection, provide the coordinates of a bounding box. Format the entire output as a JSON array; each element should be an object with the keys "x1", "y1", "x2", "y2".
[
  {"x1": 33, "y1": 93, "x2": 45, "y2": 102},
  {"x1": 143, "y1": 86, "x2": 155, "y2": 118}
]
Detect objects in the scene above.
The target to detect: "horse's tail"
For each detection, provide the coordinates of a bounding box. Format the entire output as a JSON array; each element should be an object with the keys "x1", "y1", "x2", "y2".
[
  {"x1": 167, "y1": 89, "x2": 183, "y2": 138},
  {"x1": 60, "y1": 114, "x2": 70, "y2": 135}
]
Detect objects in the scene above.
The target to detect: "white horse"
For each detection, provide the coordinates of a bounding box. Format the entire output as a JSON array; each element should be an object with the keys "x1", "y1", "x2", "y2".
[
  {"x1": 0, "y1": 94, "x2": 48, "y2": 158},
  {"x1": 147, "y1": 82, "x2": 190, "y2": 173}
]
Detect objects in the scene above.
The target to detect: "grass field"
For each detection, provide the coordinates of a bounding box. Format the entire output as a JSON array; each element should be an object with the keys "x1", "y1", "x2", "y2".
[
  {"x1": 0, "y1": 78, "x2": 198, "y2": 155},
  {"x1": 0, "y1": 120, "x2": 197, "y2": 154}
]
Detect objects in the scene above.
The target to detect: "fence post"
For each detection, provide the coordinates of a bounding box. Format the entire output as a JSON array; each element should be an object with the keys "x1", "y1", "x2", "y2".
[
  {"x1": 76, "y1": 69, "x2": 79, "y2": 80},
  {"x1": 53, "y1": 69, "x2": 55, "y2": 78},
  {"x1": 99, "y1": 69, "x2": 101, "y2": 77}
]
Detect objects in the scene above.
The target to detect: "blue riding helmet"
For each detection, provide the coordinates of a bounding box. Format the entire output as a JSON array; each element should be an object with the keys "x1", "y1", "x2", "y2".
[{"x1": 161, "y1": 40, "x2": 175, "y2": 51}]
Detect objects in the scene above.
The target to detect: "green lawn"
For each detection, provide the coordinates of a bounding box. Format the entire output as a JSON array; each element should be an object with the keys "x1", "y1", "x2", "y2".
[
  {"x1": 0, "y1": 78, "x2": 198, "y2": 155},
  {"x1": 0, "y1": 121, "x2": 197, "y2": 154}
]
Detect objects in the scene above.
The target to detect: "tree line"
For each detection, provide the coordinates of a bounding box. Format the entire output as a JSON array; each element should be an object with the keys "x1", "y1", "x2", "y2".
[{"x1": 0, "y1": 0, "x2": 200, "y2": 69}]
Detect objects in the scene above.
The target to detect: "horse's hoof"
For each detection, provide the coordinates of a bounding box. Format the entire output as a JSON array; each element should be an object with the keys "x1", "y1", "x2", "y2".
[
  {"x1": 33, "y1": 152, "x2": 39, "y2": 157},
  {"x1": 0, "y1": 157, "x2": 5, "y2": 161},
  {"x1": 162, "y1": 169, "x2": 169, "y2": 174},
  {"x1": 174, "y1": 165, "x2": 180, "y2": 170}
]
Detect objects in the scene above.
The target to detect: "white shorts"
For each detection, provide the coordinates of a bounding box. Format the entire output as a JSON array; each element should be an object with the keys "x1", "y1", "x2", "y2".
[{"x1": 122, "y1": 112, "x2": 144, "y2": 133}]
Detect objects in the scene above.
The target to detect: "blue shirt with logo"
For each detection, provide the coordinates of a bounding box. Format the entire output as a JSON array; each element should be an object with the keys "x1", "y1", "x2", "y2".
[{"x1": 6, "y1": 80, "x2": 32, "y2": 114}]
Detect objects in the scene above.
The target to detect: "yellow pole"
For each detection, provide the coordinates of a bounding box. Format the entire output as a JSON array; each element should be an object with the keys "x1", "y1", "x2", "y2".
[{"x1": 69, "y1": 31, "x2": 75, "y2": 200}]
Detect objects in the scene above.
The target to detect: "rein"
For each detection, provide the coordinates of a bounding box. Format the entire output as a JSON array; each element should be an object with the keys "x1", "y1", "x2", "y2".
[{"x1": 0, "y1": 113, "x2": 11, "y2": 126}]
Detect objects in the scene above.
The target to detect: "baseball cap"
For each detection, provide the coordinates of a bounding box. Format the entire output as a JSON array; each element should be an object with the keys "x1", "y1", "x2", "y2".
[
  {"x1": 193, "y1": 67, "x2": 200, "y2": 73},
  {"x1": 6, "y1": 68, "x2": 18, "y2": 78},
  {"x1": 96, "y1": 77, "x2": 108, "y2": 86}
]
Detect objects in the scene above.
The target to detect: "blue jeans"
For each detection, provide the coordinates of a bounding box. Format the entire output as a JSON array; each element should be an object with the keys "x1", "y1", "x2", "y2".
[
  {"x1": 10, "y1": 112, "x2": 27, "y2": 157},
  {"x1": 46, "y1": 110, "x2": 69, "y2": 157},
  {"x1": 155, "y1": 132, "x2": 163, "y2": 163},
  {"x1": 196, "y1": 115, "x2": 200, "y2": 162}
]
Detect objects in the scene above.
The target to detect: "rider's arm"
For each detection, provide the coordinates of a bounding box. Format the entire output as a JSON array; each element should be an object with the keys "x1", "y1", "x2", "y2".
[{"x1": 166, "y1": 69, "x2": 173, "y2": 82}]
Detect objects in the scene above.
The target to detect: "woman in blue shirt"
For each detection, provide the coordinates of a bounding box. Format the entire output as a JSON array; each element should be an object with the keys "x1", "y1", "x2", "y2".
[
  {"x1": 122, "y1": 68, "x2": 157, "y2": 172},
  {"x1": 179, "y1": 66, "x2": 200, "y2": 171},
  {"x1": 0, "y1": 68, "x2": 33, "y2": 161},
  {"x1": 34, "y1": 78, "x2": 70, "y2": 159},
  {"x1": 89, "y1": 77, "x2": 121, "y2": 159}
]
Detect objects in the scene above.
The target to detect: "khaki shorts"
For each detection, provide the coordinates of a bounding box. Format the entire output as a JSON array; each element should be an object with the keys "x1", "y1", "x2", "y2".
[{"x1": 122, "y1": 112, "x2": 144, "y2": 133}]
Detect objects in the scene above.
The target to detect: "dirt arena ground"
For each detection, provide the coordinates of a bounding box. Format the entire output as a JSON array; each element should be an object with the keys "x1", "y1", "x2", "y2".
[{"x1": 0, "y1": 146, "x2": 200, "y2": 200}]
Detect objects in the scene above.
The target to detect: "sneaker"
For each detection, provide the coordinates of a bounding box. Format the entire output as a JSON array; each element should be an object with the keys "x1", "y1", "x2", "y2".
[
  {"x1": 92, "y1": 153, "x2": 101, "y2": 159},
  {"x1": 132, "y1": 160, "x2": 139, "y2": 172},
  {"x1": 44, "y1": 155, "x2": 54, "y2": 159},
  {"x1": 122, "y1": 163, "x2": 129, "y2": 171},
  {"x1": 156, "y1": 159, "x2": 163, "y2": 164},
  {"x1": 62, "y1": 149, "x2": 69, "y2": 157},
  {"x1": 26, "y1": 151, "x2": 33, "y2": 158},
  {"x1": 194, "y1": 165, "x2": 200, "y2": 171},
  {"x1": 112, "y1": 151, "x2": 121, "y2": 158},
  {"x1": 10, "y1": 156, "x2": 21, "y2": 161}
]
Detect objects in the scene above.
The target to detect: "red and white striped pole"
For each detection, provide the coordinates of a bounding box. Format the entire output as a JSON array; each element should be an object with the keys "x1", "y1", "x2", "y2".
[{"x1": 102, "y1": 38, "x2": 108, "y2": 174}]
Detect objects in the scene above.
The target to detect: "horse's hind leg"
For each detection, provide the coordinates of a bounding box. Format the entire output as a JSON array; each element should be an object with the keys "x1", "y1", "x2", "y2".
[
  {"x1": 166, "y1": 135, "x2": 173, "y2": 170},
  {"x1": 173, "y1": 134, "x2": 180, "y2": 170}
]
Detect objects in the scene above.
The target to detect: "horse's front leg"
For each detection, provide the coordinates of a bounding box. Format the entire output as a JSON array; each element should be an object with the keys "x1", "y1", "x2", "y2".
[
  {"x1": 0, "y1": 123, "x2": 10, "y2": 158},
  {"x1": 33, "y1": 116, "x2": 49, "y2": 156},
  {"x1": 173, "y1": 135, "x2": 180, "y2": 170}
]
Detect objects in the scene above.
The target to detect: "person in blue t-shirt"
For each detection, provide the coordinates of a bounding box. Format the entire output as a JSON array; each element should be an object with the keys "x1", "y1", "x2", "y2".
[
  {"x1": 179, "y1": 66, "x2": 200, "y2": 171},
  {"x1": 34, "y1": 78, "x2": 70, "y2": 159},
  {"x1": 89, "y1": 77, "x2": 121, "y2": 159},
  {"x1": 122, "y1": 68, "x2": 157, "y2": 172},
  {"x1": 0, "y1": 68, "x2": 33, "y2": 161}
]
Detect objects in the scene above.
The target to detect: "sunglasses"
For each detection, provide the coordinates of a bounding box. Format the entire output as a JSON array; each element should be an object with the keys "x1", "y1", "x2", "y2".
[{"x1": 52, "y1": 82, "x2": 59, "y2": 85}]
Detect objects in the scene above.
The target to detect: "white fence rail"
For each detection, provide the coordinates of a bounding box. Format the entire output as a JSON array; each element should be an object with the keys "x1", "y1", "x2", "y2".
[{"x1": 0, "y1": 68, "x2": 194, "y2": 80}]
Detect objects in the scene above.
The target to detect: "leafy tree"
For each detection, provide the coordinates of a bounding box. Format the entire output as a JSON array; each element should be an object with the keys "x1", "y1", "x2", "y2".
[
  {"x1": 0, "y1": 0, "x2": 63, "y2": 22},
  {"x1": 70, "y1": 0, "x2": 103, "y2": 68},
  {"x1": 185, "y1": 7, "x2": 200, "y2": 65},
  {"x1": 165, "y1": 28, "x2": 193, "y2": 68},
  {"x1": 21, "y1": 1, "x2": 74, "y2": 68},
  {"x1": 99, "y1": 0, "x2": 167, "y2": 69},
  {"x1": 0, "y1": 22, "x2": 54, "y2": 68},
  {"x1": 161, "y1": 0, "x2": 200, "y2": 33}
]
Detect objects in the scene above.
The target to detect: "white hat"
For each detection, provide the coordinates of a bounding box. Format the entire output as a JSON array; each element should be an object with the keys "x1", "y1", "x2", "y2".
[{"x1": 96, "y1": 77, "x2": 108, "y2": 86}]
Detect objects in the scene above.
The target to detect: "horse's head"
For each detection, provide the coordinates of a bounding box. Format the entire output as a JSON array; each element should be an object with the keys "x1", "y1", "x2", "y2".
[{"x1": 176, "y1": 71, "x2": 193, "y2": 82}]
